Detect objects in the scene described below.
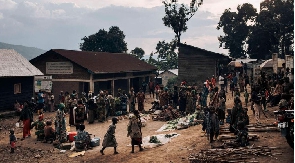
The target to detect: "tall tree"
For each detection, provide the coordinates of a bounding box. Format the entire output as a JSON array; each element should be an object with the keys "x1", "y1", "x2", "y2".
[
  {"x1": 130, "y1": 47, "x2": 145, "y2": 59},
  {"x1": 154, "y1": 40, "x2": 178, "y2": 70},
  {"x1": 80, "y1": 26, "x2": 128, "y2": 53},
  {"x1": 162, "y1": 0, "x2": 203, "y2": 43},
  {"x1": 217, "y1": 3, "x2": 257, "y2": 59}
]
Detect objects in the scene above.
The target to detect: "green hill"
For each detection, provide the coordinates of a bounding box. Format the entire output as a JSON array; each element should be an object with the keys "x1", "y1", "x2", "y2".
[{"x1": 0, "y1": 42, "x2": 46, "y2": 60}]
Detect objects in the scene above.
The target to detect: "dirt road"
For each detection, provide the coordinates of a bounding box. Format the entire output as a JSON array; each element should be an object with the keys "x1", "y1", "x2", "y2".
[{"x1": 0, "y1": 89, "x2": 293, "y2": 163}]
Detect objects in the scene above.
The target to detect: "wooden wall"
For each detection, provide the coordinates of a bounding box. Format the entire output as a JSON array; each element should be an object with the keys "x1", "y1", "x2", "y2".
[{"x1": 0, "y1": 76, "x2": 34, "y2": 111}]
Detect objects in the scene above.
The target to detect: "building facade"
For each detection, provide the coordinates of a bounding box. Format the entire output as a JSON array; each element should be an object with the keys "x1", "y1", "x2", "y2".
[
  {"x1": 0, "y1": 49, "x2": 43, "y2": 110},
  {"x1": 30, "y1": 49, "x2": 157, "y2": 100},
  {"x1": 177, "y1": 43, "x2": 231, "y2": 86}
]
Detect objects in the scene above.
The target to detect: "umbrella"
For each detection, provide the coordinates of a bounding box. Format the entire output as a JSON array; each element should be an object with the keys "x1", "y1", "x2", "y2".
[
  {"x1": 228, "y1": 61, "x2": 243, "y2": 68},
  {"x1": 260, "y1": 59, "x2": 285, "y2": 68}
]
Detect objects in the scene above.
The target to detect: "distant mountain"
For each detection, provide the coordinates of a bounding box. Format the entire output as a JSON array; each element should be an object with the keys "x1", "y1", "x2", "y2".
[{"x1": 0, "y1": 42, "x2": 46, "y2": 60}]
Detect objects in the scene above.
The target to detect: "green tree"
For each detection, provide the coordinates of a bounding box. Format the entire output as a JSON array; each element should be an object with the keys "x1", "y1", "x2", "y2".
[
  {"x1": 146, "y1": 52, "x2": 159, "y2": 67},
  {"x1": 162, "y1": 0, "x2": 203, "y2": 43},
  {"x1": 217, "y1": 3, "x2": 257, "y2": 58},
  {"x1": 80, "y1": 26, "x2": 128, "y2": 53},
  {"x1": 131, "y1": 47, "x2": 145, "y2": 59},
  {"x1": 155, "y1": 40, "x2": 178, "y2": 70},
  {"x1": 166, "y1": 76, "x2": 178, "y2": 88}
]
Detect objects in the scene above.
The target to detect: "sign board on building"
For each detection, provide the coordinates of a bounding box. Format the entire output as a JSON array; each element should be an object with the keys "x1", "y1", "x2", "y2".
[
  {"x1": 46, "y1": 62, "x2": 73, "y2": 74},
  {"x1": 285, "y1": 55, "x2": 294, "y2": 69},
  {"x1": 34, "y1": 76, "x2": 52, "y2": 92},
  {"x1": 272, "y1": 53, "x2": 278, "y2": 74}
]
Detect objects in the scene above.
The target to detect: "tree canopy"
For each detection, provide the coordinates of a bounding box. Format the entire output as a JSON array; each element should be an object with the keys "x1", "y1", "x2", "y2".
[
  {"x1": 217, "y1": 3, "x2": 257, "y2": 59},
  {"x1": 130, "y1": 47, "x2": 145, "y2": 59},
  {"x1": 162, "y1": 0, "x2": 203, "y2": 43},
  {"x1": 217, "y1": 0, "x2": 294, "y2": 59},
  {"x1": 154, "y1": 39, "x2": 178, "y2": 70},
  {"x1": 80, "y1": 26, "x2": 128, "y2": 53}
]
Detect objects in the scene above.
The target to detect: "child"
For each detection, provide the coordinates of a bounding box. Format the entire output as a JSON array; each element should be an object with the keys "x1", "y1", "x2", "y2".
[
  {"x1": 100, "y1": 117, "x2": 119, "y2": 155},
  {"x1": 10, "y1": 130, "x2": 17, "y2": 153},
  {"x1": 43, "y1": 121, "x2": 55, "y2": 143},
  {"x1": 244, "y1": 90, "x2": 249, "y2": 107}
]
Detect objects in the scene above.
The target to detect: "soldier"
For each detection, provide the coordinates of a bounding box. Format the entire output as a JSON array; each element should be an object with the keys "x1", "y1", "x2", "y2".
[
  {"x1": 128, "y1": 87, "x2": 136, "y2": 113},
  {"x1": 218, "y1": 96, "x2": 226, "y2": 125},
  {"x1": 202, "y1": 106, "x2": 219, "y2": 143},
  {"x1": 31, "y1": 115, "x2": 46, "y2": 141},
  {"x1": 210, "y1": 87, "x2": 219, "y2": 109},
  {"x1": 178, "y1": 89, "x2": 187, "y2": 113},
  {"x1": 230, "y1": 96, "x2": 245, "y2": 133},
  {"x1": 96, "y1": 91, "x2": 106, "y2": 122},
  {"x1": 64, "y1": 91, "x2": 71, "y2": 113}
]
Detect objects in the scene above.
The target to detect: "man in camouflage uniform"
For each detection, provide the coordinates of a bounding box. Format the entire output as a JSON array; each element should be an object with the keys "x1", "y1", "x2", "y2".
[
  {"x1": 230, "y1": 96, "x2": 247, "y2": 133},
  {"x1": 31, "y1": 115, "x2": 46, "y2": 141},
  {"x1": 202, "y1": 106, "x2": 219, "y2": 143},
  {"x1": 75, "y1": 100, "x2": 85, "y2": 128},
  {"x1": 96, "y1": 91, "x2": 106, "y2": 122}
]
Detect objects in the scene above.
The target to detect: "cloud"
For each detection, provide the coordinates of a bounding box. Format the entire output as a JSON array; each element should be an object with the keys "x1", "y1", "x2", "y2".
[
  {"x1": 0, "y1": 1, "x2": 232, "y2": 57},
  {"x1": 0, "y1": 0, "x2": 17, "y2": 10}
]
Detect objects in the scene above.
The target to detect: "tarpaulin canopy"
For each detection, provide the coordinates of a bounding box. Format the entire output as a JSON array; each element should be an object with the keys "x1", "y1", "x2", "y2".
[{"x1": 228, "y1": 61, "x2": 243, "y2": 68}]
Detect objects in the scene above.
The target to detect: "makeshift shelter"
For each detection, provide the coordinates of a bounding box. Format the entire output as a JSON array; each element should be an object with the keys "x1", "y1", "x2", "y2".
[
  {"x1": 228, "y1": 61, "x2": 243, "y2": 68},
  {"x1": 260, "y1": 58, "x2": 285, "y2": 68}
]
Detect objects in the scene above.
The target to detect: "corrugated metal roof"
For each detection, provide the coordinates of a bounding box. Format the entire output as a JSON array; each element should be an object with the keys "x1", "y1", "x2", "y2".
[
  {"x1": 49, "y1": 49, "x2": 157, "y2": 73},
  {"x1": 0, "y1": 49, "x2": 43, "y2": 77},
  {"x1": 159, "y1": 69, "x2": 178, "y2": 76},
  {"x1": 235, "y1": 58, "x2": 257, "y2": 63}
]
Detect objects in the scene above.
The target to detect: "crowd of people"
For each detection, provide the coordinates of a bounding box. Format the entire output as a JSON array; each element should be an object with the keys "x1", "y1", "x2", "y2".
[{"x1": 10, "y1": 68, "x2": 294, "y2": 154}]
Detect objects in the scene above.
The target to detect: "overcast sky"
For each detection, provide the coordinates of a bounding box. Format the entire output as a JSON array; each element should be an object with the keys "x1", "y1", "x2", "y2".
[{"x1": 0, "y1": 0, "x2": 261, "y2": 57}]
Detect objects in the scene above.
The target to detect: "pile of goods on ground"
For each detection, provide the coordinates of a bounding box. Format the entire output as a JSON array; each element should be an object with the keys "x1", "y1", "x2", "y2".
[{"x1": 156, "y1": 110, "x2": 204, "y2": 132}]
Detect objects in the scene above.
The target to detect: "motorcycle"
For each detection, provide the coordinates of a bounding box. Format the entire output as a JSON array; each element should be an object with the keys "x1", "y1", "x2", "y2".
[{"x1": 274, "y1": 108, "x2": 294, "y2": 148}]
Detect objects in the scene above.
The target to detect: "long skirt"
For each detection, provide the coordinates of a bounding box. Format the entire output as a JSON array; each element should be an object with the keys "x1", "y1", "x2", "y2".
[
  {"x1": 138, "y1": 102, "x2": 144, "y2": 112},
  {"x1": 69, "y1": 107, "x2": 75, "y2": 126},
  {"x1": 88, "y1": 110, "x2": 94, "y2": 123},
  {"x1": 22, "y1": 119, "x2": 31, "y2": 138}
]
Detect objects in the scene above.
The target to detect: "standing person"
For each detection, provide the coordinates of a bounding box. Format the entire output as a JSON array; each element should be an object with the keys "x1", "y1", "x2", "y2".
[
  {"x1": 141, "y1": 81, "x2": 147, "y2": 94},
  {"x1": 218, "y1": 74, "x2": 225, "y2": 89},
  {"x1": 233, "y1": 74, "x2": 238, "y2": 88},
  {"x1": 18, "y1": 101, "x2": 33, "y2": 141},
  {"x1": 97, "y1": 91, "x2": 106, "y2": 122},
  {"x1": 148, "y1": 79, "x2": 155, "y2": 99},
  {"x1": 127, "y1": 110, "x2": 144, "y2": 153},
  {"x1": 100, "y1": 117, "x2": 119, "y2": 155},
  {"x1": 211, "y1": 75, "x2": 216, "y2": 87},
  {"x1": 137, "y1": 90, "x2": 145, "y2": 112},
  {"x1": 9, "y1": 130, "x2": 17, "y2": 153},
  {"x1": 87, "y1": 98, "x2": 96, "y2": 124},
  {"x1": 155, "y1": 84, "x2": 160, "y2": 100},
  {"x1": 128, "y1": 87, "x2": 136, "y2": 113},
  {"x1": 49, "y1": 92, "x2": 55, "y2": 112},
  {"x1": 120, "y1": 90, "x2": 128, "y2": 115},
  {"x1": 59, "y1": 91, "x2": 65, "y2": 104},
  {"x1": 224, "y1": 74, "x2": 228, "y2": 93},
  {"x1": 74, "y1": 100, "x2": 85, "y2": 129},
  {"x1": 202, "y1": 106, "x2": 219, "y2": 143},
  {"x1": 55, "y1": 103, "x2": 67, "y2": 143},
  {"x1": 251, "y1": 86, "x2": 262, "y2": 124},
  {"x1": 37, "y1": 90, "x2": 45, "y2": 115},
  {"x1": 172, "y1": 86, "x2": 179, "y2": 110}
]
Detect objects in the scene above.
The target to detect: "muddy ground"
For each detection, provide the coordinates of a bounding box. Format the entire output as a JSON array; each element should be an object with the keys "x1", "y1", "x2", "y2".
[{"x1": 0, "y1": 87, "x2": 293, "y2": 163}]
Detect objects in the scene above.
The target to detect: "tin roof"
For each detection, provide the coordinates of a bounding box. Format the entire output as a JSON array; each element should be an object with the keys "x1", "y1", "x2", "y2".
[
  {"x1": 48, "y1": 49, "x2": 157, "y2": 73},
  {"x1": 159, "y1": 69, "x2": 178, "y2": 76},
  {"x1": 0, "y1": 49, "x2": 43, "y2": 77}
]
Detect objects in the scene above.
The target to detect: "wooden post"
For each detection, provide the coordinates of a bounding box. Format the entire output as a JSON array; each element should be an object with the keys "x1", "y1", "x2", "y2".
[
  {"x1": 89, "y1": 74, "x2": 94, "y2": 93},
  {"x1": 112, "y1": 80, "x2": 115, "y2": 97}
]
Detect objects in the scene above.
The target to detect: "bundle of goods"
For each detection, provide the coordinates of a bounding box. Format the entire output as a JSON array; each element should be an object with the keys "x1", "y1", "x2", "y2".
[{"x1": 156, "y1": 111, "x2": 203, "y2": 132}]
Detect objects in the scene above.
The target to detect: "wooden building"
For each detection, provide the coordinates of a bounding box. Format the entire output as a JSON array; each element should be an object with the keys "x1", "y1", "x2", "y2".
[
  {"x1": 30, "y1": 49, "x2": 157, "y2": 100},
  {"x1": 177, "y1": 43, "x2": 231, "y2": 86},
  {"x1": 0, "y1": 49, "x2": 43, "y2": 111}
]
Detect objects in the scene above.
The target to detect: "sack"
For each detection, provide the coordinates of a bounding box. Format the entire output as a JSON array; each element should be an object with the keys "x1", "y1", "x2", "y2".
[{"x1": 90, "y1": 137, "x2": 100, "y2": 147}]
